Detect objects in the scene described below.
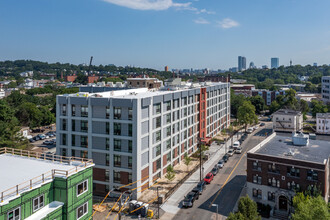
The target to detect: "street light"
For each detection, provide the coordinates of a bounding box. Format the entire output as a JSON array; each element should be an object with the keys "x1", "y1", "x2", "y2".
[{"x1": 211, "y1": 204, "x2": 219, "y2": 220}]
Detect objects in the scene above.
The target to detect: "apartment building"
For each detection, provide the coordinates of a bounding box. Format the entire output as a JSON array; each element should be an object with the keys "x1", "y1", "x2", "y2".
[
  {"x1": 247, "y1": 133, "x2": 330, "y2": 218},
  {"x1": 0, "y1": 147, "x2": 94, "y2": 220},
  {"x1": 252, "y1": 90, "x2": 286, "y2": 106},
  {"x1": 316, "y1": 113, "x2": 330, "y2": 135},
  {"x1": 56, "y1": 81, "x2": 230, "y2": 198},
  {"x1": 272, "y1": 109, "x2": 303, "y2": 132},
  {"x1": 127, "y1": 77, "x2": 162, "y2": 89},
  {"x1": 322, "y1": 76, "x2": 330, "y2": 104}
]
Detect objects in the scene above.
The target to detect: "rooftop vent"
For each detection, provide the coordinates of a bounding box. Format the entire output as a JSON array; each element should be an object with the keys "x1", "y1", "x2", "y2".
[
  {"x1": 286, "y1": 149, "x2": 295, "y2": 156},
  {"x1": 292, "y1": 132, "x2": 309, "y2": 146}
]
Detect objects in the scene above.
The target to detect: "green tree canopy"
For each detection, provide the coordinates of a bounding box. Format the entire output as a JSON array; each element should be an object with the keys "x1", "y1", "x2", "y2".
[
  {"x1": 237, "y1": 101, "x2": 258, "y2": 130},
  {"x1": 249, "y1": 95, "x2": 265, "y2": 114}
]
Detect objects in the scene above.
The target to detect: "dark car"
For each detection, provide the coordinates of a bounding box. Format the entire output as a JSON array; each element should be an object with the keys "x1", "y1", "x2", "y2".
[
  {"x1": 182, "y1": 191, "x2": 199, "y2": 208},
  {"x1": 260, "y1": 123, "x2": 265, "y2": 126},
  {"x1": 195, "y1": 181, "x2": 206, "y2": 194},
  {"x1": 29, "y1": 138, "x2": 35, "y2": 143},
  {"x1": 222, "y1": 154, "x2": 229, "y2": 163},
  {"x1": 211, "y1": 166, "x2": 219, "y2": 176}
]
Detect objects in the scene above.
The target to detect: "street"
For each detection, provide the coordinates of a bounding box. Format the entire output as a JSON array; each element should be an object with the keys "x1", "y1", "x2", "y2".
[{"x1": 173, "y1": 122, "x2": 273, "y2": 220}]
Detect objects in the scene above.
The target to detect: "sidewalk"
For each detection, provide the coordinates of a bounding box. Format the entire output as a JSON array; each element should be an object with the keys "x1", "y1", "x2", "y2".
[{"x1": 160, "y1": 134, "x2": 240, "y2": 220}]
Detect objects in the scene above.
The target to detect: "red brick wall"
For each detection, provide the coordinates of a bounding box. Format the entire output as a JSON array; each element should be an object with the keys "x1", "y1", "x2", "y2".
[
  {"x1": 163, "y1": 155, "x2": 167, "y2": 166},
  {"x1": 153, "y1": 161, "x2": 157, "y2": 173},
  {"x1": 141, "y1": 166, "x2": 149, "y2": 180},
  {"x1": 88, "y1": 76, "x2": 99, "y2": 83},
  {"x1": 120, "y1": 172, "x2": 129, "y2": 185},
  {"x1": 66, "y1": 75, "x2": 77, "y2": 82},
  {"x1": 93, "y1": 167, "x2": 105, "y2": 182},
  {"x1": 142, "y1": 182, "x2": 149, "y2": 191},
  {"x1": 94, "y1": 183, "x2": 106, "y2": 196}
]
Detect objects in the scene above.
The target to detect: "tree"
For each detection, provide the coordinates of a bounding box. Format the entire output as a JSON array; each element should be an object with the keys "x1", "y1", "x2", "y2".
[
  {"x1": 311, "y1": 100, "x2": 328, "y2": 117},
  {"x1": 269, "y1": 101, "x2": 280, "y2": 114},
  {"x1": 227, "y1": 212, "x2": 245, "y2": 220},
  {"x1": 15, "y1": 102, "x2": 42, "y2": 128},
  {"x1": 237, "y1": 196, "x2": 261, "y2": 220},
  {"x1": 184, "y1": 153, "x2": 192, "y2": 172},
  {"x1": 237, "y1": 101, "x2": 258, "y2": 131},
  {"x1": 249, "y1": 95, "x2": 265, "y2": 114},
  {"x1": 165, "y1": 165, "x2": 175, "y2": 181},
  {"x1": 231, "y1": 90, "x2": 247, "y2": 117},
  {"x1": 292, "y1": 193, "x2": 330, "y2": 220}
]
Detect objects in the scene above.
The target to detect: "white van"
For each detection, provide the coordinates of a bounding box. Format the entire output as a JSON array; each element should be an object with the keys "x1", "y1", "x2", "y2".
[
  {"x1": 247, "y1": 127, "x2": 254, "y2": 134},
  {"x1": 233, "y1": 141, "x2": 240, "y2": 149}
]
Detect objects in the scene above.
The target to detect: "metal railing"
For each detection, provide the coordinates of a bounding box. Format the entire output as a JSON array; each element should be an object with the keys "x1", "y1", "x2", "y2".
[{"x1": 0, "y1": 147, "x2": 93, "y2": 203}]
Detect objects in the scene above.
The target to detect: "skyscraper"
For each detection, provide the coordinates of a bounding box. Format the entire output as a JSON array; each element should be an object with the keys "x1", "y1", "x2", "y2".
[
  {"x1": 271, "y1": 58, "x2": 279, "y2": 69},
  {"x1": 238, "y1": 56, "x2": 246, "y2": 72}
]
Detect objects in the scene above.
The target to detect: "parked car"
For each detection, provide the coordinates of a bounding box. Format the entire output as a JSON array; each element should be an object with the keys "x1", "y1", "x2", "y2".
[
  {"x1": 233, "y1": 141, "x2": 240, "y2": 149},
  {"x1": 182, "y1": 191, "x2": 199, "y2": 208},
  {"x1": 43, "y1": 140, "x2": 53, "y2": 145},
  {"x1": 33, "y1": 136, "x2": 40, "y2": 141},
  {"x1": 235, "y1": 147, "x2": 242, "y2": 154},
  {"x1": 211, "y1": 166, "x2": 219, "y2": 176},
  {"x1": 227, "y1": 149, "x2": 234, "y2": 157},
  {"x1": 38, "y1": 134, "x2": 46, "y2": 140},
  {"x1": 204, "y1": 173, "x2": 214, "y2": 184},
  {"x1": 217, "y1": 160, "x2": 224, "y2": 168},
  {"x1": 51, "y1": 139, "x2": 56, "y2": 143},
  {"x1": 254, "y1": 125, "x2": 259, "y2": 130},
  {"x1": 29, "y1": 138, "x2": 35, "y2": 143},
  {"x1": 46, "y1": 132, "x2": 55, "y2": 137},
  {"x1": 222, "y1": 154, "x2": 229, "y2": 163},
  {"x1": 194, "y1": 181, "x2": 206, "y2": 195},
  {"x1": 260, "y1": 123, "x2": 265, "y2": 126},
  {"x1": 247, "y1": 127, "x2": 254, "y2": 134}
]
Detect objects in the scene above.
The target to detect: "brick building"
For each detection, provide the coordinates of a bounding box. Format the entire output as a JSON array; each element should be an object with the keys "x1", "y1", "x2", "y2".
[{"x1": 247, "y1": 133, "x2": 330, "y2": 218}]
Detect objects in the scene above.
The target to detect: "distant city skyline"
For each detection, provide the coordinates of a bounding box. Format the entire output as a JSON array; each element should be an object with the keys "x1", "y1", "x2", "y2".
[{"x1": 1, "y1": 0, "x2": 330, "y2": 70}]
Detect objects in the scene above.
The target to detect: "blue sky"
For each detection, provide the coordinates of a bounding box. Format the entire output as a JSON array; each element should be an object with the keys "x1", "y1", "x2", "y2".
[{"x1": 1, "y1": 0, "x2": 330, "y2": 70}]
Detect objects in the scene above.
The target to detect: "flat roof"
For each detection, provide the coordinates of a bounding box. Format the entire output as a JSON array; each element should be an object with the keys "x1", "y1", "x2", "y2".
[
  {"x1": 253, "y1": 134, "x2": 330, "y2": 164},
  {"x1": 0, "y1": 151, "x2": 93, "y2": 205},
  {"x1": 273, "y1": 109, "x2": 302, "y2": 116},
  {"x1": 317, "y1": 113, "x2": 330, "y2": 118}
]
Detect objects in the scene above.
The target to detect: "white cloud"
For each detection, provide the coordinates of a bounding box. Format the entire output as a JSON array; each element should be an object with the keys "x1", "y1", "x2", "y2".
[
  {"x1": 198, "y1": 9, "x2": 215, "y2": 14},
  {"x1": 216, "y1": 18, "x2": 239, "y2": 29},
  {"x1": 193, "y1": 17, "x2": 209, "y2": 24},
  {"x1": 102, "y1": 0, "x2": 192, "y2": 11}
]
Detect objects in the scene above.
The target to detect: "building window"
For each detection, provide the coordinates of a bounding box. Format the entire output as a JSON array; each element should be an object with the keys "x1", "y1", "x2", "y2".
[
  {"x1": 62, "y1": 134, "x2": 67, "y2": 145},
  {"x1": 252, "y1": 189, "x2": 262, "y2": 199},
  {"x1": 62, "y1": 148, "x2": 67, "y2": 156},
  {"x1": 114, "y1": 123, "x2": 121, "y2": 135},
  {"x1": 62, "y1": 119, "x2": 67, "y2": 131},
  {"x1": 114, "y1": 139, "x2": 121, "y2": 151},
  {"x1": 62, "y1": 104, "x2": 67, "y2": 116},
  {"x1": 166, "y1": 126, "x2": 171, "y2": 137},
  {"x1": 33, "y1": 195, "x2": 44, "y2": 212},
  {"x1": 114, "y1": 155, "x2": 121, "y2": 167},
  {"x1": 106, "y1": 106, "x2": 110, "y2": 119},
  {"x1": 114, "y1": 171, "x2": 121, "y2": 183},
  {"x1": 167, "y1": 152, "x2": 171, "y2": 163},
  {"x1": 72, "y1": 119, "x2": 76, "y2": 131},
  {"x1": 252, "y1": 161, "x2": 261, "y2": 171},
  {"x1": 81, "y1": 121, "x2": 88, "y2": 132},
  {"x1": 166, "y1": 114, "x2": 171, "y2": 124},
  {"x1": 81, "y1": 136, "x2": 88, "y2": 148},
  {"x1": 156, "y1": 158, "x2": 161, "y2": 170},
  {"x1": 253, "y1": 175, "x2": 262, "y2": 184},
  {"x1": 268, "y1": 163, "x2": 280, "y2": 174},
  {"x1": 106, "y1": 122, "x2": 109, "y2": 134},
  {"x1": 155, "y1": 144, "x2": 161, "y2": 157},
  {"x1": 128, "y1": 107, "x2": 133, "y2": 120},
  {"x1": 128, "y1": 156, "x2": 132, "y2": 168},
  {"x1": 307, "y1": 170, "x2": 318, "y2": 181},
  {"x1": 155, "y1": 103, "x2": 161, "y2": 114},
  {"x1": 77, "y1": 180, "x2": 88, "y2": 196},
  {"x1": 128, "y1": 140, "x2": 133, "y2": 153},
  {"x1": 105, "y1": 170, "x2": 109, "y2": 181},
  {"x1": 166, "y1": 139, "x2": 171, "y2": 150},
  {"x1": 77, "y1": 202, "x2": 88, "y2": 219},
  {"x1": 128, "y1": 173, "x2": 132, "y2": 183},
  {"x1": 72, "y1": 134, "x2": 76, "y2": 146},
  {"x1": 72, "y1": 104, "x2": 76, "y2": 116},
  {"x1": 287, "y1": 166, "x2": 300, "y2": 177},
  {"x1": 81, "y1": 106, "x2": 88, "y2": 117},
  {"x1": 128, "y1": 124, "x2": 133, "y2": 137},
  {"x1": 7, "y1": 207, "x2": 20, "y2": 220},
  {"x1": 268, "y1": 192, "x2": 275, "y2": 201},
  {"x1": 155, "y1": 130, "x2": 161, "y2": 143},
  {"x1": 166, "y1": 101, "x2": 171, "y2": 111},
  {"x1": 106, "y1": 154, "x2": 109, "y2": 166},
  {"x1": 106, "y1": 138, "x2": 110, "y2": 150},
  {"x1": 114, "y1": 107, "x2": 121, "y2": 119}
]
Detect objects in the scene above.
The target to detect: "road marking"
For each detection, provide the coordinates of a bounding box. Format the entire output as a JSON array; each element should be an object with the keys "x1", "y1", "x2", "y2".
[{"x1": 209, "y1": 151, "x2": 246, "y2": 208}]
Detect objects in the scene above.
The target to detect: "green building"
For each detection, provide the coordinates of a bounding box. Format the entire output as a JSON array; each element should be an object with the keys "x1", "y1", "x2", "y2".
[{"x1": 0, "y1": 147, "x2": 94, "y2": 220}]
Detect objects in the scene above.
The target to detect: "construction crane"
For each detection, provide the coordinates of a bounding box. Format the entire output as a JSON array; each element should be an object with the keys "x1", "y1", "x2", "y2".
[{"x1": 87, "y1": 56, "x2": 93, "y2": 76}]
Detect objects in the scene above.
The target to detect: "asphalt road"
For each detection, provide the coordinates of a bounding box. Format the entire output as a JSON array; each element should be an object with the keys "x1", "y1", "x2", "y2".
[{"x1": 174, "y1": 123, "x2": 273, "y2": 220}]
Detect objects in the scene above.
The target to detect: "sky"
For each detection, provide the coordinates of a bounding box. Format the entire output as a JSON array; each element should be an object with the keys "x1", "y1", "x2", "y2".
[{"x1": 1, "y1": 0, "x2": 330, "y2": 70}]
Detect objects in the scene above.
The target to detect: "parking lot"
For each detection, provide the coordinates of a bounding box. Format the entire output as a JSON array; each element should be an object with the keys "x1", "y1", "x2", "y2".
[{"x1": 29, "y1": 130, "x2": 56, "y2": 153}]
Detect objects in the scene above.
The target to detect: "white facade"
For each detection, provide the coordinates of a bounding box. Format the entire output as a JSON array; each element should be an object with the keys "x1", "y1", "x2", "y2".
[
  {"x1": 272, "y1": 109, "x2": 303, "y2": 132},
  {"x1": 316, "y1": 113, "x2": 330, "y2": 135},
  {"x1": 322, "y1": 76, "x2": 330, "y2": 104},
  {"x1": 56, "y1": 82, "x2": 230, "y2": 197}
]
